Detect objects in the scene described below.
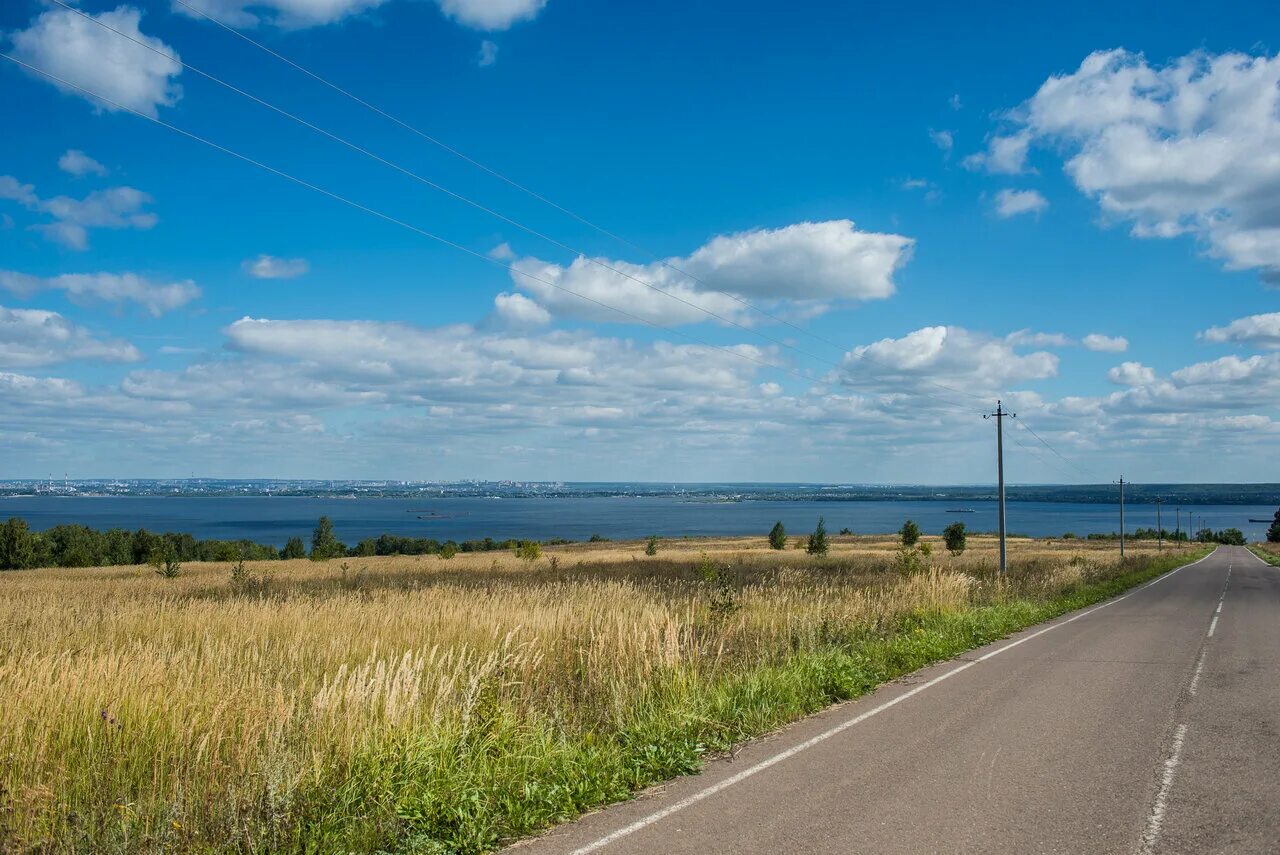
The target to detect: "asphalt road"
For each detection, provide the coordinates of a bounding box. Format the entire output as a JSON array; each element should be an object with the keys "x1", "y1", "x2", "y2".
[{"x1": 515, "y1": 546, "x2": 1278, "y2": 855}]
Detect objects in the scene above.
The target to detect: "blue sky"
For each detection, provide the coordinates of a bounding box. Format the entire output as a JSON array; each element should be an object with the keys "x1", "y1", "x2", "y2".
[{"x1": 1, "y1": 0, "x2": 1278, "y2": 482}]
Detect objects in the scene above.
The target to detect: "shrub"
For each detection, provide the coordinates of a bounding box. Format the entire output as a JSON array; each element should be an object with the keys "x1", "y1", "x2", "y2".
[
  {"x1": 1267, "y1": 508, "x2": 1280, "y2": 543},
  {"x1": 515, "y1": 541, "x2": 542, "y2": 562},
  {"x1": 900, "y1": 520, "x2": 921, "y2": 547},
  {"x1": 281, "y1": 537, "x2": 306, "y2": 560},
  {"x1": 919, "y1": 541, "x2": 933, "y2": 557},
  {"x1": 894, "y1": 545, "x2": 925, "y2": 575},
  {"x1": 697, "y1": 553, "x2": 738, "y2": 615},
  {"x1": 768, "y1": 521, "x2": 787, "y2": 550},
  {"x1": 942, "y1": 522, "x2": 967, "y2": 556},
  {"x1": 1216, "y1": 528, "x2": 1246, "y2": 546},
  {"x1": 439, "y1": 543, "x2": 458, "y2": 560},
  {"x1": 150, "y1": 548, "x2": 181, "y2": 579},
  {"x1": 806, "y1": 517, "x2": 829, "y2": 556},
  {"x1": 644, "y1": 536, "x2": 658, "y2": 556},
  {"x1": 838, "y1": 527, "x2": 853, "y2": 536}
]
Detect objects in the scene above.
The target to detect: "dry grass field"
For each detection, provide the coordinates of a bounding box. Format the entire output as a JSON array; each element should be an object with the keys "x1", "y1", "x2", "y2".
[{"x1": 0, "y1": 534, "x2": 1204, "y2": 854}]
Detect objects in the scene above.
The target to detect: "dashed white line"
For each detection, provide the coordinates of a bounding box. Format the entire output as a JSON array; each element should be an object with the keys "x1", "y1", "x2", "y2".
[
  {"x1": 565, "y1": 549, "x2": 1221, "y2": 855},
  {"x1": 1188, "y1": 648, "x2": 1208, "y2": 697},
  {"x1": 1206, "y1": 615, "x2": 1219, "y2": 638},
  {"x1": 1140, "y1": 723, "x2": 1189, "y2": 854}
]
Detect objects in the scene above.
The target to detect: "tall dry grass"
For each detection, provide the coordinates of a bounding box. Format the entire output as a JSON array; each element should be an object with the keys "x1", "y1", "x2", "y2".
[{"x1": 0, "y1": 536, "x2": 1196, "y2": 853}]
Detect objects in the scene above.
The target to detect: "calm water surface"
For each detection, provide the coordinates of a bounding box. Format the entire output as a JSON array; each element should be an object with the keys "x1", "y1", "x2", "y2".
[{"x1": 0, "y1": 496, "x2": 1272, "y2": 545}]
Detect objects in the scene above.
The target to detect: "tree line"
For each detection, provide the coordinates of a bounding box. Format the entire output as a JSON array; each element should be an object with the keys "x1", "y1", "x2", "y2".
[{"x1": 0, "y1": 515, "x2": 562, "y2": 571}]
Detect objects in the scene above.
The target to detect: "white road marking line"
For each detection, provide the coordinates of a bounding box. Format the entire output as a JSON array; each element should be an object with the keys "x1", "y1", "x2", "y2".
[
  {"x1": 1140, "y1": 723, "x2": 1189, "y2": 855},
  {"x1": 1188, "y1": 648, "x2": 1208, "y2": 697},
  {"x1": 566, "y1": 549, "x2": 1221, "y2": 855},
  {"x1": 1188, "y1": 555, "x2": 1233, "y2": 696}
]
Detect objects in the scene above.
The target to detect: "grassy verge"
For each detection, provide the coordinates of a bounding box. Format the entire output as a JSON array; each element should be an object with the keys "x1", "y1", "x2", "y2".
[
  {"x1": 1248, "y1": 544, "x2": 1280, "y2": 566},
  {"x1": 0, "y1": 545, "x2": 1210, "y2": 854}
]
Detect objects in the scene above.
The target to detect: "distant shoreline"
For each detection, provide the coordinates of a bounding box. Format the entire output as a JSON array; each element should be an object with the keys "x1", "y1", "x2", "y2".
[{"x1": 2, "y1": 487, "x2": 1277, "y2": 505}]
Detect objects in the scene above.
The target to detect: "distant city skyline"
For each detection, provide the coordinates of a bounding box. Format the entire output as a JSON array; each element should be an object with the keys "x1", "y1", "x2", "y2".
[{"x1": 2, "y1": 0, "x2": 1278, "y2": 482}]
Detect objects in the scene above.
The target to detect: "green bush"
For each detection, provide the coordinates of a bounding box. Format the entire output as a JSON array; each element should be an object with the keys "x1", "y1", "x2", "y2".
[
  {"x1": 806, "y1": 517, "x2": 829, "y2": 556},
  {"x1": 768, "y1": 521, "x2": 787, "y2": 550}
]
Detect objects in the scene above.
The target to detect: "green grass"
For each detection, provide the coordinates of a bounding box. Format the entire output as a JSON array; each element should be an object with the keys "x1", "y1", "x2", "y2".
[
  {"x1": 337, "y1": 549, "x2": 1210, "y2": 854},
  {"x1": 1248, "y1": 544, "x2": 1280, "y2": 566},
  {"x1": 3, "y1": 547, "x2": 1213, "y2": 855}
]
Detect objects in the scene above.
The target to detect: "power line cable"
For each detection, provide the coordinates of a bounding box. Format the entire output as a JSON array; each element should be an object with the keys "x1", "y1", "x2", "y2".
[
  {"x1": 169, "y1": 0, "x2": 991, "y2": 407},
  {"x1": 50, "y1": 0, "x2": 839, "y2": 369},
  {"x1": 4, "y1": 51, "x2": 985, "y2": 420},
  {"x1": 31, "y1": 8, "x2": 988, "y2": 415},
  {"x1": 1014, "y1": 419, "x2": 1097, "y2": 481},
  {"x1": 1006, "y1": 428, "x2": 1084, "y2": 482}
]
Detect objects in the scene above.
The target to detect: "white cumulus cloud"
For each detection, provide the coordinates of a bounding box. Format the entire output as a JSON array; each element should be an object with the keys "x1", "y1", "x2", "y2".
[
  {"x1": 970, "y1": 48, "x2": 1280, "y2": 281},
  {"x1": 491, "y1": 292, "x2": 550, "y2": 328},
  {"x1": 928, "y1": 128, "x2": 954, "y2": 154},
  {"x1": 510, "y1": 220, "x2": 913, "y2": 326},
  {"x1": 963, "y1": 131, "x2": 1031, "y2": 174},
  {"x1": 994, "y1": 188, "x2": 1048, "y2": 219},
  {"x1": 10, "y1": 6, "x2": 182, "y2": 117},
  {"x1": 0, "y1": 270, "x2": 200, "y2": 316},
  {"x1": 242, "y1": 254, "x2": 309, "y2": 279},
  {"x1": 0, "y1": 305, "x2": 141, "y2": 368},
  {"x1": 1107, "y1": 361, "x2": 1156, "y2": 386},
  {"x1": 437, "y1": 0, "x2": 547, "y2": 30},
  {"x1": 58, "y1": 150, "x2": 108, "y2": 177},
  {"x1": 174, "y1": 0, "x2": 390, "y2": 29},
  {"x1": 1200, "y1": 312, "x2": 1280, "y2": 349},
  {"x1": 0, "y1": 175, "x2": 157, "y2": 250},
  {"x1": 1082, "y1": 333, "x2": 1128, "y2": 352},
  {"x1": 840, "y1": 325, "x2": 1059, "y2": 396}
]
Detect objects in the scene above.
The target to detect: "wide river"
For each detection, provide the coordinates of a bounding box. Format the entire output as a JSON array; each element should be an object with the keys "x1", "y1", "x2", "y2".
[{"x1": 0, "y1": 496, "x2": 1273, "y2": 545}]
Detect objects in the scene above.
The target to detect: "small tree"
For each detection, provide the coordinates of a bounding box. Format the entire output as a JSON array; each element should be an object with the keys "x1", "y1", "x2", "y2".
[
  {"x1": 281, "y1": 537, "x2": 306, "y2": 560},
  {"x1": 1268, "y1": 508, "x2": 1280, "y2": 543},
  {"x1": 515, "y1": 540, "x2": 542, "y2": 562},
  {"x1": 900, "y1": 519, "x2": 921, "y2": 547},
  {"x1": 644, "y1": 535, "x2": 658, "y2": 556},
  {"x1": 310, "y1": 516, "x2": 345, "y2": 561},
  {"x1": 807, "y1": 517, "x2": 829, "y2": 556},
  {"x1": 439, "y1": 543, "x2": 458, "y2": 560},
  {"x1": 768, "y1": 521, "x2": 787, "y2": 550},
  {"x1": 942, "y1": 522, "x2": 967, "y2": 556}
]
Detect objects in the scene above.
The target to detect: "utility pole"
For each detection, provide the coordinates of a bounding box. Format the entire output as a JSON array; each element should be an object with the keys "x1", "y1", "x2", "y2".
[
  {"x1": 1156, "y1": 497, "x2": 1163, "y2": 551},
  {"x1": 985, "y1": 401, "x2": 1015, "y2": 576},
  {"x1": 1116, "y1": 476, "x2": 1126, "y2": 558}
]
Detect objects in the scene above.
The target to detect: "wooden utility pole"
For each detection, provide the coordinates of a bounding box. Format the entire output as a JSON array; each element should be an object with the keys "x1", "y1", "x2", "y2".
[
  {"x1": 1156, "y1": 497, "x2": 1163, "y2": 551},
  {"x1": 985, "y1": 401, "x2": 1015, "y2": 576},
  {"x1": 1117, "y1": 476, "x2": 1126, "y2": 558}
]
